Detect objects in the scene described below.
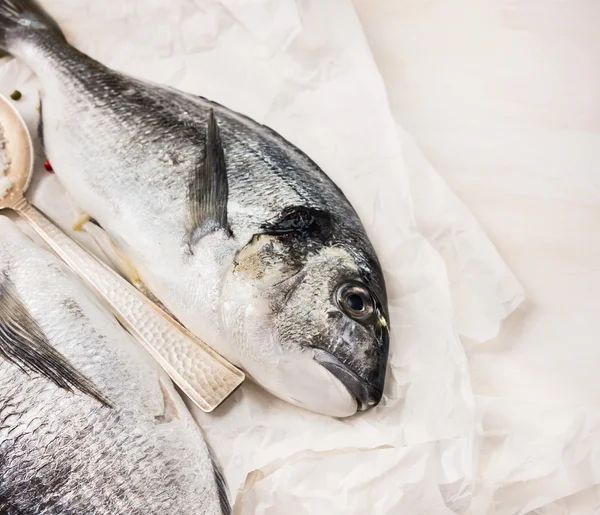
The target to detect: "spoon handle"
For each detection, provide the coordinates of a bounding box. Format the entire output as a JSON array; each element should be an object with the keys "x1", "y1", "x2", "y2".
[{"x1": 14, "y1": 198, "x2": 244, "y2": 412}]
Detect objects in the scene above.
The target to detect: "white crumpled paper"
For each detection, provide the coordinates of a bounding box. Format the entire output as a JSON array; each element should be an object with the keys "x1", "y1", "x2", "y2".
[
  {"x1": 0, "y1": 0, "x2": 524, "y2": 512},
  {"x1": 353, "y1": 0, "x2": 600, "y2": 512}
]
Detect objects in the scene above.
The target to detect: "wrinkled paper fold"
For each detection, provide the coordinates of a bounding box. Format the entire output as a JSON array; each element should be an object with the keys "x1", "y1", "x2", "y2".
[{"x1": 0, "y1": 0, "x2": 531, "y2": 512}]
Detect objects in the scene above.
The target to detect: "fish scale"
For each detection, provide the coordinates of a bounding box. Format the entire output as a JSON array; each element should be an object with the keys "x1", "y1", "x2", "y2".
[
  {"x1": 0, "y1": 217, "x2": 229, "y2": 514},
  {"x1": 0, "y1": 0, "x2": 390, "y2": 418}
]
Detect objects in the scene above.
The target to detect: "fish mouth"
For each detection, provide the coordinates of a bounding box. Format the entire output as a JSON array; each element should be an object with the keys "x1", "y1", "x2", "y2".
[{"x1": 312, "y1": 349, "x2": 382, "y2": 412}]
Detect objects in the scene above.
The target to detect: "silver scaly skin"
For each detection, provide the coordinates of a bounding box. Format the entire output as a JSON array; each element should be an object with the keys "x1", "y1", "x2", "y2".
[
  {"x1": 0, "y1": 0, "x2": 390, "y2": 417},
  {"x1": 0, "y1": 217, "x2": 230, "y2": 514}
]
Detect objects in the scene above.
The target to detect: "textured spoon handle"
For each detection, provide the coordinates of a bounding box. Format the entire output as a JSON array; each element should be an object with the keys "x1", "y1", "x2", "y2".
[{"x1": 15, "y1": 199, "x2": 244, "y2": 412}]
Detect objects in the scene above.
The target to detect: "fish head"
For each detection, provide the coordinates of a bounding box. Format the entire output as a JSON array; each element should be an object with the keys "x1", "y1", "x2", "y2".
[{"x1": 221, "y1": 211, "x2": 389, "y2": 418}]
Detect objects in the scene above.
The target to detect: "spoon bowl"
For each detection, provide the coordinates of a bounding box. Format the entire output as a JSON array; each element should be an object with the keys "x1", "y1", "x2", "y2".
[{"x1": 0, "y1": 94, "x2": 33, "y2": 208}]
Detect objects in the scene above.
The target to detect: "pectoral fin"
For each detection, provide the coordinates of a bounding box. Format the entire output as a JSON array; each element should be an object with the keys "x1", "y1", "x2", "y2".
[
  {"x1": 0, "y1": 275, "x2": 110, "y2": 407},
  {"x1": 186, "y1": 109, "x2": 230, "y2": 242},
  {"x1": 80, "y1": 218, "x2": 177, "y2": 319},
  {"x1": 72, "y1": 212, "x2": 92, "y2": 232},
  {"x1": 67, "y1": 198, "x2": 146, "y2": 292},
  {"x1": 83, "y1": 221, "x2": 145, "y2": 289}
]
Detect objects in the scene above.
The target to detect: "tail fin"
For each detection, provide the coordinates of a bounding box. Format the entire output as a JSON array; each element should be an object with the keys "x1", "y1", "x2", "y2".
[{"x1": 0, "y1": 0, "x2": 64, "y2": 53}]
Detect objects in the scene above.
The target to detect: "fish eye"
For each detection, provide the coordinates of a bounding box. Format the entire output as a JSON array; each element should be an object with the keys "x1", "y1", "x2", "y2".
[
  {"x1": 335, "y1": 283, "x2": 375, "y2": 322},
  {"x1": 346, "y1": 293, "x2": 364, "y2": 311}
]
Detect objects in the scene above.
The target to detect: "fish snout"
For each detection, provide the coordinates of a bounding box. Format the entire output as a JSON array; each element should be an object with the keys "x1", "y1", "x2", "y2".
[{"x1": 312, "y1": 348, "x2": 384, "y2": 412}]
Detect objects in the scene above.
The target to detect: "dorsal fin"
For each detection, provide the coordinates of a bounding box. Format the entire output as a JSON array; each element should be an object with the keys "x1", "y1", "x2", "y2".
[
  {"x1": 186, "y1": 109, "x2": 230, "y2": 243},
  {"x1": 0, "y1": 275, "x2": 111, "y2": 407}
]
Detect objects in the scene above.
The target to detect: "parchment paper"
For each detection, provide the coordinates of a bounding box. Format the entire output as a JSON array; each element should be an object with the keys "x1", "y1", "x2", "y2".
[{"x1": 0, "y1": 1, "x2": 525, "y2": 512}]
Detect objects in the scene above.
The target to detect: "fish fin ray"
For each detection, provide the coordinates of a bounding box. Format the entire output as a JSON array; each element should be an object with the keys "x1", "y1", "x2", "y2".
[
  {"x1": 154, "y1": 376, "x2": 180, "y2": 424},
  {"x1": 67, "y1": 198, "x2": 142, "y2": 288},
  {"x1": 72, "y1": 209, "x2": 179, "y2": 319},
  {"x1": 186, "y1": 108, "x2": 230, "y2": 242},
  {"x1": 67, "y1": 198, "x2": 141, "y2": 288},
  {"x1": 0, "y1": 274, "x2": 111, "y2": 407},
  {"x1": 71, "y1": 212, "x2": 92, "y2": 232},
  {"x1": 84, "y1": 221, "x2": 144, "y2": 286},
  {"x1": 208, "y1": 444, "x2": 232, "y2": 515},
  {"x1": 81, "y1": 220, "x2": 174, "y2": 308},
  {"x1": 0, "y1": 0, "x2": 64, "y2": 53}
]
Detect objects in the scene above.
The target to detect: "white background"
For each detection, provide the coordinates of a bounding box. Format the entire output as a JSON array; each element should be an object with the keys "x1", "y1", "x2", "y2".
[{"x1": 355, "y1": 1, "x2": 600, "y2": 512}]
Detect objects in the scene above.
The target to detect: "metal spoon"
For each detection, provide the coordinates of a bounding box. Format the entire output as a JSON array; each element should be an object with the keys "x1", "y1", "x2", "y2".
[{"x1": 0, "y1": 93, "x2": 244, "y2": 412}]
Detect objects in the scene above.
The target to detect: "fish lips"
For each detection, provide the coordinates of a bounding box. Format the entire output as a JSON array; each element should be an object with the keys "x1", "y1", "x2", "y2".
[{"x1": 312, "y1": 348, "x2": 384, "y2": 412}]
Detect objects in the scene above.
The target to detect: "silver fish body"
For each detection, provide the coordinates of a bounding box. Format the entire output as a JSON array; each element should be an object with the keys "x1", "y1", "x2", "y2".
[
  {"x1": 0, "y1": 217, "x2": 229, "y2": 514},
  {"x1": 0, "y1": 0, "x2": 390, "y2": 417}
]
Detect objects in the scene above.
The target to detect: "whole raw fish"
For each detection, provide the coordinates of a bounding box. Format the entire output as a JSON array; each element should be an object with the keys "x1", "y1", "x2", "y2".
[
  {"x1": 0, "y1": 0, "x2": 390, "y2": 417},
  {"x1": 0, "y1": 216, "x2": 230, "y2": 514}
]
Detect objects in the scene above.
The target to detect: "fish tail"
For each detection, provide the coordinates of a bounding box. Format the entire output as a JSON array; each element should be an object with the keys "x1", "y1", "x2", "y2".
[{"x1": 0, "y1": 0, "x2": 64, "y2": 55}]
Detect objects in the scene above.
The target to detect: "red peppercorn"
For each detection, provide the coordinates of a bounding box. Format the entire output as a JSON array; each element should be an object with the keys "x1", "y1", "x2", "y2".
[{"x1": 44, "y1": 159, "x2": 53, "y2": 172}]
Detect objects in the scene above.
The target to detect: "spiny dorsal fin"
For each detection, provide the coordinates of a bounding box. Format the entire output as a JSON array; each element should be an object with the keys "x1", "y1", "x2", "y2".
[
  {"x1": 0, "y1": 276, "x2": 111, "y2": 407},
  {"x1": 187, "y1": 109, "x2": 230, "y2": 243}
]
